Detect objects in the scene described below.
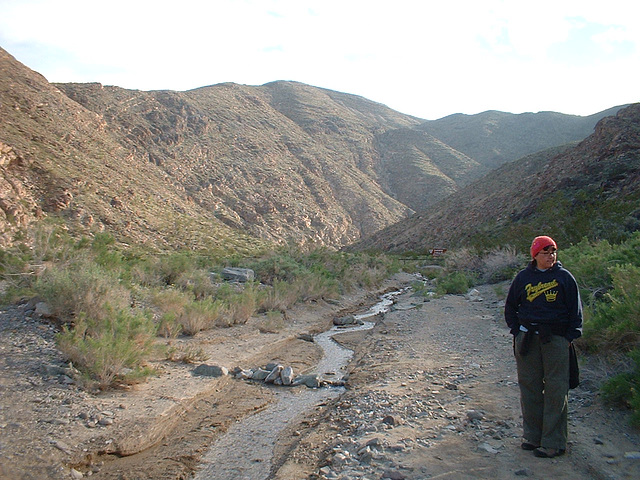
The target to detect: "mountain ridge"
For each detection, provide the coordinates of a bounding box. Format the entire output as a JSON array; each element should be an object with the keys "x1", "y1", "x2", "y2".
[
  {"x1": 350, "y1": 103, "x2": 640, "y2": 253},
  {"x1": 0, "y1": 46, "x2": 628, "y2": 252}
]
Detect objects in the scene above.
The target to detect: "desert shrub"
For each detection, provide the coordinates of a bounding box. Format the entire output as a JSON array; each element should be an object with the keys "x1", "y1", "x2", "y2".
[
  {"x1": 295, "y1": 271, "x2": 340, "y2": 302},
  {"x1": 341, "y1": 257, "x2": 393, "y2": 291},
  {"x1": 35, "y1": 255, "x2": 131, "y2": 323},
  {"x1": 179, "y1": 298, "x2": 226, "y2": 335},
  {"x1": 444, "y1": 247, "x2": 482, "y2": 276},
  {"x1": 156, "y1": 312, "x2": 182, "y2": 338},
  {"x1": 259, "y1": 279, "x2": 299, "y2": 312},
  {"x1": 601, "y1": 348, "x2": 640, "y2": 427},
  {"x1": 56, "y1": 308, "x2": 156, "y2": 389},
  {"x1": 174, "y1": 268, "x2": 217, "y2": 300},
  {"x1": 585, "y1": 264, "x2": 640, "y2": 352},
  {"x1": 411, "y1": 279, "x2": 435, "y2": 299},
  {"x1": 131, "y1": 252, "x2": 200, "y2": 287},
  {"x1": 0, "y1": 225, "x2": 82, "y2": 301},
  {"x1": 227, "y1": 286, "x2": 259, "y2": 325},
  {"x1": 166, "y1": 345, "x2": 210, "y2": 363},
  {"x1": 480, "y1": 245, "x2": 525, "y2": 283},
  {"x1": 561, "y1": 233, "x2": 640, "y2": 424},
  {"x1": 250, "y1": 252, "x2": 305, "y2": 284},
  {"x1": 257, "y1": 310, "x2": 286, "y2": 333},
  {"x1": 149, "y1": 288, "x2": 191, "y2": 318},
  {"x1": 561, "y1": 233, "x2": 640, "y2": 305},
  {"x1": 436, "y1": 271, "x2": 472, "y2": 295}
]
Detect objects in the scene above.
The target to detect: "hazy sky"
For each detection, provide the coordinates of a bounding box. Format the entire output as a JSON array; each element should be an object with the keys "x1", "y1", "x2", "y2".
[{"x1": 0, "y1": 0, "x2": 638, "y2": 120}]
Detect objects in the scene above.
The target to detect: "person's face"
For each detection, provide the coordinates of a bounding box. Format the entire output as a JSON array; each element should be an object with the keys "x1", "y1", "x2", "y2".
[{"x1": 535, "y1": 245, "x2": 557, "y2": 269}]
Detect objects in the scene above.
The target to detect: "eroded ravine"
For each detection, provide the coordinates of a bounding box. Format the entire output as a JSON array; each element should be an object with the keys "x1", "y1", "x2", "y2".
[{"x1": 192, "y1": 290, "x2": 404, "y2": 480}]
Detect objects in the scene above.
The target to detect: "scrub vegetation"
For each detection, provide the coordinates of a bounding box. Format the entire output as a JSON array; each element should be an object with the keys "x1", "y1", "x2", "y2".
[
  {"x1": 0, "y1": 226, "x2": 398, "y2": 389},
  {"x1": 422, "y1": 233, "x2": 640, "y2": 426},
  {"x1": 1, "y1": 227, "x2": 639, "y2": 422}
]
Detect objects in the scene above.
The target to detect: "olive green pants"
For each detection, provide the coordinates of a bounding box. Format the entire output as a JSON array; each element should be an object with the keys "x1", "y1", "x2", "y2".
[{"x1": 514, "y1": 332, "x2": 570, "y2": 450}]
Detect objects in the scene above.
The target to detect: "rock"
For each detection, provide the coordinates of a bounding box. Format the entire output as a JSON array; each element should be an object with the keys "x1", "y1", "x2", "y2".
[
  {"x1": 382, "y1": 469, "x2": 405, "y2": 480},
  {"x1": 382, "y1": 415, "x2": 401, "y2": 426},
  {"x1": 51, "y1": 439, "x2": 72, "y2": 455},
  {"x1": 281, "y1": 366, "x2": 294, "y2": 385},
  {"x1": 333, "y1": 315, "x2": 362, "y2": 326},
  {"x1": 42, "y1": 364, "x2": 67, "y2": 376},
  {"x1": 478, "y1": 442, "x2": 499, "y2": 454},
  {"x1": 292, "y1": 374, "x2": 320, "y2": 388},
  {"x1": 466, "y1": 288, "x2": 484, "y2": 302},
  {"x1": 70, "y1": 468, "x2": 84, "y2": 479},
  {"x1": 220, "y1": 267, "x2": 255, "y2": 283},
  {"x1": 466, "y1": 409, "x2": 484, "y2": 421},
  {"x1": 235, "y1": 368, "x2": 254, "y2": 380},
  {"x1": 264, "y1": 365, "x2": 283, "y2": 383},
  {"x1": 624, "y1": 451, "x2": 640, "y2": 459},
  {"x1": 193, "y1": 364, "x2": 229, "y2": 377},
  {"x1": 34, "y1": 301, "x2": 53, "y2": 317},
  {"x1": 250, "y1": 368, "x2": 271, "y2": 381},
  {"x1": 515, "y1": 468, "x2": 533, "y2": 476},
  {"x1": 59, "y1": 374, "x2": 75, "y2": 384}
]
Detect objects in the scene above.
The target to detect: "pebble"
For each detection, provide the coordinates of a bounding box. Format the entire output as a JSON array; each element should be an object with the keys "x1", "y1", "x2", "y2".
[{"x1": 70, "y1": 468, "x2": 84, "y2": 479}]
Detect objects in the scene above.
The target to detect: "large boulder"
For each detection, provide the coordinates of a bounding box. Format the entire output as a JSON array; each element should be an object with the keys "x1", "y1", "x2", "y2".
[
  {"x1": 193, "y1": 364, "x2": 228, "y2": 377},
  {"x1": 220, "y1": 267, "x2": 255, "y2": 283}
]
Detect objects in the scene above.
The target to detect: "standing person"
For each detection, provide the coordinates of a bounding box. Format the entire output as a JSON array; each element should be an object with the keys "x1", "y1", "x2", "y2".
[{"x1": 505, "y1": 235, "x2": 583, "y2": 458}]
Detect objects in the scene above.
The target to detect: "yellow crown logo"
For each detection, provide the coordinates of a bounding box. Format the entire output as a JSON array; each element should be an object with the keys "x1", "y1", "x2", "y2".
[{"x1": 545, "y1": 290, "x2": 558, "y2": 302}]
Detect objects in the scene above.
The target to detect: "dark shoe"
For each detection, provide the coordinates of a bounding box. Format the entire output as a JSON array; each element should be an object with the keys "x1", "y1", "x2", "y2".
[
  {"x1": 534, "y1": 447, "x2": 566, "y2": 458},
  {"x1": 521, "y1": 442, "x2": 539, "y2": 451}
]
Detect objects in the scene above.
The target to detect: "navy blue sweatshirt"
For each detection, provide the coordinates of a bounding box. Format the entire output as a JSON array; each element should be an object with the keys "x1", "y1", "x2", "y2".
[{"x1": 504, "y1": 260, "x2": 583, "y2": 341}]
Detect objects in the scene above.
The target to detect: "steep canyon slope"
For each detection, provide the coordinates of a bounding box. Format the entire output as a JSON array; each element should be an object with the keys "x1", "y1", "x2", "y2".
[
  {"x1": 352, "y1": 103, "x2": 640, "y2": 253},
  {"x1": 0, "y1": 47, "x2": 623, "y2": 250}
]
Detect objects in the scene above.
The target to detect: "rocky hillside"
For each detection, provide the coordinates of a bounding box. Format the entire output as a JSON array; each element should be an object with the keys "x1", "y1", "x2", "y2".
[
  {"x1": 351, "y1": 103, "x2": 640, "y2": 254},
  {"x1": 420, "y1": 107, "x2": 626, "y2": 176},
  {"x1": 0, "y1": 47, "x2": 624, "y2": 251}
]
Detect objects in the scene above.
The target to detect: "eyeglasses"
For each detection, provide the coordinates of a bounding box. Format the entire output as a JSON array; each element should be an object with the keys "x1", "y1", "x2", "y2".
[{"x1": 538, "y1": 247, "x2": 557, "y2": 256}]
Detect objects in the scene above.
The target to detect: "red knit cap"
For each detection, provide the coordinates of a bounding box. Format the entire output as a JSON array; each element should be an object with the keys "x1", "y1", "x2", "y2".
[{"x1": 530, "y1": 236, "x2": 557, "y2": 259}]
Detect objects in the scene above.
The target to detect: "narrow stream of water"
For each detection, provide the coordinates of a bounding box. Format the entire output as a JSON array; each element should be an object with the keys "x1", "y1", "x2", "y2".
[{"x1": 193, "y1": 290, "x2": 404, "y2": 480}]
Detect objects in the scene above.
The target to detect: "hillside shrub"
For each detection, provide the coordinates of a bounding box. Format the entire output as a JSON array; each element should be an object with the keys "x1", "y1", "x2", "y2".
[
  {"x1": 257, "y1": 310, "x2": 286, "y2": 334},
  {"x1": 559, "y1": 233, "x2": 640, "y2": 424},
  {"x1": 480, "y1": 246, "x2": 524, "y2": 283},
  {"x1": 259, "y1": 279, "x2": 299, "y2": 312},
  {"x1": 56, "y1": 308, "x2": 156, "y2": 389},
  {"x1": 601, "y1": 348, "x2": 640, "y2": 427},
  {"x1": 180, "y1": 298, "x2": 226, "y2": 335},
  {"x1": 587, "y1": 264, "x2": 640, "y2": 351},
  {"x1": 35, "y1": 255, "x2": 131, "y2": 323},
  {"x1": 226, "y1": 285, "x2": 259, "y2": 325},
  {"x1": 436, "y1": 271, "x2": 472, "y2": 295}
]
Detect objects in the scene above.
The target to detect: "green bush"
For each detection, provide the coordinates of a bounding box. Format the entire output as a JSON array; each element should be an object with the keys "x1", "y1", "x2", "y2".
[
  {"x1": 56, "y1": 308, "x2": 156, "y2": 389},
  {"x1": 561, "y1": 233, "x2": 640, "y2": 306},
  {"x1": 180, "y1": 298, "x2": 226, "y2": 335},
  {"x1": 601, "y1": 348, "x2": 640, "y2": 427},
  {"x1": 436, "y1": 271, "x2": 472, "y2": 295},
  {"x1": 587, "y1": 264, "x2": 640, "y2": 351},
  {"x1": 560, "y1": 233, "x2": 640, "y2": 424},
  {"x1": 259, "y1": 279, "x2": 299, "y2": 312},
  {"x1": 480, "y1": 246, "x2": 525, "y2": 283},
  {"x1": 226, "y1": 285, "x2": 259, "y2": 325},
  {"x1": 35, "y1": 255, "x2": 131, "y2": 323}
]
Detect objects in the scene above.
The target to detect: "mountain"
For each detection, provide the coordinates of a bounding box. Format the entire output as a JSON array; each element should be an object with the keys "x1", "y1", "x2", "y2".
[
  {"x1": 419, "y1": 107, "x2": 626, "y2": 178},
  {"x1": 350, "y1": 103, "x2": 640, "y2": 254},
  {"x1": 0, "y1": 47, "x2": 628, "y2": 252}
]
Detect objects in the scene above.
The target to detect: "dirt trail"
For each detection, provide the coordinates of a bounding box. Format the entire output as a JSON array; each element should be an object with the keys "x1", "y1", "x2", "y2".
[
  {"x1": 269, "y1": 283, "x2": 640, "y2": 480},
  {"x1": 1, "y1": 275, "x2": 640, "y2": 479}
]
